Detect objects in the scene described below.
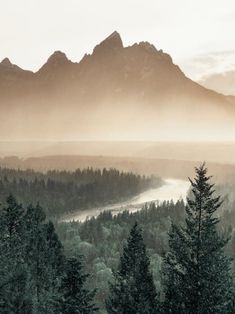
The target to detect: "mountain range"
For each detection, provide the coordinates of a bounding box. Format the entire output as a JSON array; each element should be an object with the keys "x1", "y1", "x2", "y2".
[{"x1": 1, "y1": 31, "x2": 235, "y2": 141}]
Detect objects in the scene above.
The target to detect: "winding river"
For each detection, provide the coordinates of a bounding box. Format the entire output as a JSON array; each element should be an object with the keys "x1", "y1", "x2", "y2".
[{"x1": 63, "y1": 178, "x2": 190, "y2": 222}]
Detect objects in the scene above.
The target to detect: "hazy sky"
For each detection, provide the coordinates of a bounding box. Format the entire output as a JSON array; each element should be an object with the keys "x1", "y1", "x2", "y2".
[{"x1": 1, "y1": 0, "x2": 235, "y2": 79}]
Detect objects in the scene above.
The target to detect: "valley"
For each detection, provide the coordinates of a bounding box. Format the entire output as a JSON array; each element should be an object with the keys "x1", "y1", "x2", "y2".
[{"x1": 63, "y1": 178, "x2": 190, "y2": 222}]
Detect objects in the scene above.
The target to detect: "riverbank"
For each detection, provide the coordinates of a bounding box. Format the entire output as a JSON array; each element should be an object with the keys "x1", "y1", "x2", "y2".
[{"x1": 63, "y1": 178, "x2": 190, "y2": 222}]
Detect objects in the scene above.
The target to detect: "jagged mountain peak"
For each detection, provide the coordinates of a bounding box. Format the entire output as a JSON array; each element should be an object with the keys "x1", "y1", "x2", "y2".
[
  {"x1": 93, "y1": 31, "x2": 123, "y2": 54},
  {"x1": 0, "y1": 57, "x2": 27, "y2": 73},
  {"x1": 129, "y1": 41, "x2": 173, "y2": 62},
  {"x1": 37, "y1": 50, "x2": 72, "y2": 76},
  {"x1": 1, "y1": 57, "x2": 13, "y2": 66},
  {"x1": 106, "y1": 31, "x2": 122, "y2": 41},
  {"x1": 46, "y1": 51, "x2": 70, "y2": 65},
  {"x1": 1, "y1": 33, "x2": 233, "y2": 117},
  {"x1": 136, "y1": 41, "x2": 158, "y2": 51}
]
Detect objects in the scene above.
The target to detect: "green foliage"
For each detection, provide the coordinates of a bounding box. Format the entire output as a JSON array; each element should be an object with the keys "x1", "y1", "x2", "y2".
[
  {"x1": 0, "y1": 167, "x2": 161, "y2": 217},
  {"x1": 106, "y1": 222, "x2": 159, "y2": 313},
  {"x1": 57, "y1": 200, "x2": 185, "y2": 311},
  {"x1": 162, "y1": 164, "x2": 235, "y2": 313},
  {"x1": 59, "y1": 257, "x2": 98, "y2": 313},
  {"x1": 0, "y1": 195, "x2": 32, "y2": 314},
  {"x1": 1, "y1": 165, "x2": 235, "y2": 313},
  {"x1": 24, "y1": 204, "x2": 63, "y2": 313},
  {"x1": 0, "y1": 195, "x2": 97, "y2": 314}
]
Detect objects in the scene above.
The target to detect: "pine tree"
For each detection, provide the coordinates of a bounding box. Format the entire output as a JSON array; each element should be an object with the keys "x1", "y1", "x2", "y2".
[
  {"x1": 0, "y1": 195, "x2": 68, "y2": 313},
  {"x1": 59, "y1": 257, "x2": 98, "y2": 314},
  {"x1": 106, "y1": 222, "x2": 159, "y2": 314},
  {"x1": 1, "y1": 194, "x2": 25, "y2": 253},
  {"x1": 46, "y1": 220, "x2": 65, "y2": 275},
  {"x1": 24, "y1": 203, "x2": 61, "y2": 313},
  {"x1": 0, "y1": 195, "x2": 32, "y2": 314},
  {"x1": 162, "y1": 164, "x2": 235, "y2": 314}
]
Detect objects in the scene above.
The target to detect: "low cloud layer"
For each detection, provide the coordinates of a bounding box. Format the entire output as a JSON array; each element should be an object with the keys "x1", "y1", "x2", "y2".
[{"x1": 181, "y1": 50, "x2": 235, "y2": 81}]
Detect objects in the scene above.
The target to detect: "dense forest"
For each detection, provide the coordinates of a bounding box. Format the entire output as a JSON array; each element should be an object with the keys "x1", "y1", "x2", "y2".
[
  {"x1": 0, "y1": 165, "x2": 235, "y2": 313},
  {"x1": 0, "y1": 195, "x2": 97, "y2": 313},
  {"x1": 57, "y1": 201, "x2": 235, "y2": 312},
  {"x1": 57, "y1": 200, "x2": 185, "y2": 311},
  {"x1": 0, "y1": 167, "x2": 161, "y2": 217},
  {"x1": 2, "y1": 155, "x2": 235, "y2": 183}
]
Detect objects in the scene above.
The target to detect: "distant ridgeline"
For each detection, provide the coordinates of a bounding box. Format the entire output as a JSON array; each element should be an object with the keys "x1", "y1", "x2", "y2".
[{"x1": 0, "y1": 167, "x2": 161, "y2": 217}]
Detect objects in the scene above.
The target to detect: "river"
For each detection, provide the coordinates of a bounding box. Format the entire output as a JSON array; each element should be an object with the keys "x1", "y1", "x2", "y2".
[{"x1": 63, "y1": 178, "x2": 190, "y2": 222}]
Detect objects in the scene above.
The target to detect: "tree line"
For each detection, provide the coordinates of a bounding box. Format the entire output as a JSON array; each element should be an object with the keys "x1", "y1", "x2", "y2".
[
  {"x1": 105, "y1": 165, "x2": 235, "y2": 313},
  {"x1": 0, "y1": 167, "x2": 161, "y2": 217},
  {"x1": 0, "y1": 195, "x2": 97, "y2": 313},
  {"x1": 0, "y1": 164, "x2": 235, "y2": 313}
]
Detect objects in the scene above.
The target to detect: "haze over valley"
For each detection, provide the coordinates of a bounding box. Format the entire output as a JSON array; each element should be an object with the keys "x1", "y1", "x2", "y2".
[
  {"x1": 1, "y1": 29, "x2": 235, "y2": 218},
  {"x1": 2, "y1": 2, "x2": 235, "y2": 313},
  {"x1": 1, "y1": 31, "x2": 235, "y2": 142}
]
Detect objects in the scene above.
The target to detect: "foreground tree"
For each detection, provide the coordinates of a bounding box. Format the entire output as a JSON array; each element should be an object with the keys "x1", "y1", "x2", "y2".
[
  {"x1": 0, "y1": 195, "x2": 32, "y2": 314},
  {"x1": 0, "y1": 195, "x2": 99, "y2": 313},
  {"x1": 59, "y1": 257, "x2": 98, "y2": 314},
  {"x1": 106, "y1": 222, "x2": 159, "y2": 314},
  {"x1": 162, "y1": 164, "x2": 235, "y2": 313},
  {"x1": 25, "y1": 204, "x2": 62, "y2": 313}
]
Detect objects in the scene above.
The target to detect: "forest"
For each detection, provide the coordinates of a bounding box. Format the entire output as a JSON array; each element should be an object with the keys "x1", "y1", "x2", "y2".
[
  {"x1": 0, "y1": 165, "x2": 235, "y2": 313},
  {"x1": 0, "y1": 167, "x2": 161, "y2": 217}
]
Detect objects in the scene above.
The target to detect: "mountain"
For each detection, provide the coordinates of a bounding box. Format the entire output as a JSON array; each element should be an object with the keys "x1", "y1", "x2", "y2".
[
  {"x1": 0, "y1": 31, "x2": 235, "y2": 141},
  {"x1": 199, "y1": 71, "x2": 235, "y2": 96},
  {"x1": 0, "y1": 58, "x2": 33, "y2": 95}
]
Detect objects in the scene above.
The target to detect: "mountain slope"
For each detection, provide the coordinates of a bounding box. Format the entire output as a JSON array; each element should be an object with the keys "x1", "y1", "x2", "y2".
[
  {"x1": 199, "y1": 71, "x2": 235, "y2": 96},
  {"x1": 0, "y1": 31, "x2": 235, "y2": 141}
]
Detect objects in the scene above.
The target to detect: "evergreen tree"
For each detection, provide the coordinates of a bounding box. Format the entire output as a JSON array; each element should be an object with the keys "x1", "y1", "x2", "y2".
[
  {"x1": 46, "y1": 220, "x2": 65, "y2": 275},
  {"x1": 0, "y1": 195, "x2": 32, "y2": 314},
  {"x1": 0, "y1": 195, "x2": 68, "y2": 313},
  {"x1": 1, "y1": 194, "x2": 25, "y2": 253},
  {"x1": 24, "y1": 203, "x2": 61, "y2": 313},
  {"x1": 106, "y1": 222, "x2": 159, "y2": 314},
  {"x1": 59, "y1": 257, "x2": 98, "y2": 314},
  {"x1": 162, "y1": 164, "x2": 235, "y2": 313}
]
